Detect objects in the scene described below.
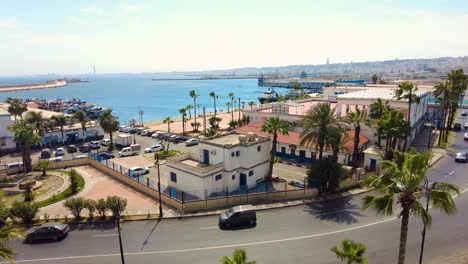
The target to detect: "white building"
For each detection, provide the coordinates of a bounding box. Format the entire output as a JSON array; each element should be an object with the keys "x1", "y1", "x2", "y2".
[
  {"x1": 166, "y1": 132, "x2": 271, "y2": 199},
  {"x1": 42, "y1": 122, "x2": 104, "y2": 145},
  {"x1": 0, "y1": 108, "x2": 16, "y2": 153}
]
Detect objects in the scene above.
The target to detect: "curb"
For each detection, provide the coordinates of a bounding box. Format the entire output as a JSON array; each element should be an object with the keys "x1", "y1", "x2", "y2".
[{"x1": 278, "y1": 160, "x2": 308, "y2": 168}]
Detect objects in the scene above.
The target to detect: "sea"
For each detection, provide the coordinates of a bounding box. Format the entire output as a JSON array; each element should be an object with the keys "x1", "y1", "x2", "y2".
[{"x1": 0, "y1": 75, "x2": 289, "y2": 124}]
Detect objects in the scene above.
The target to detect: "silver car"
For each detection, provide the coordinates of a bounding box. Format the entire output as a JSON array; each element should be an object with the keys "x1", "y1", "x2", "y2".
[{"x1": 455, "y1": 152, "x2": 467, "y2": 163}]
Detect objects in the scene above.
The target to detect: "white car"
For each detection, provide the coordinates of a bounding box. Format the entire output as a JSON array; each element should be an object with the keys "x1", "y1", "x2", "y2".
[
  {"x1": 141, "y1": 130, "x2": 149, "y2": 136},
  {"x1": 455, "y1": 152, "x2": 467, "y2": 163},
  {"x1": 152, "y1": 131, "x2": 164, "y2": 139},
  {"x1": 144, "y1": 144, "x2": 163, "y2": 153},
  {"x1": 89, "y1": 141, "x2": 101, "y2": 149},
  {"x1": 73, "y1": 155, "x2": 87, "y2": 160},
  {"x1": 122, "y1": 127, "x2": 131, "y2": 133},
  {"x1": 128, "y1": 166, "x2": 149, "y2": 177},
  {"x1": 185, "y1": 138, "x2": 199, "y2": 146},
  {"x1": 55, "y1": 148, "x2": 65, "y2": 156},
  {"x1": 464, "y1": 122, "x2": 468, "y2": 129},
  {"x1": 101, "y1": 138, "x2": 111, "y2": 146},
  {"x1": 464, "y1": 133, "x2": 468, "y2": 141}
]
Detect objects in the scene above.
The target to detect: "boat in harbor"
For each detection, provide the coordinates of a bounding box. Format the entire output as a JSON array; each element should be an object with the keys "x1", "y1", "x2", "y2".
[
  {"x1": 24, "y1": 98, "x2": 110, "y2": 119},
  {"x1": 258, "y1": 87, "x2": 279, "y2": 104}
]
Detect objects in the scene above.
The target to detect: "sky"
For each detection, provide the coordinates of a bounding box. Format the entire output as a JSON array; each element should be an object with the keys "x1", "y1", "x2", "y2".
[{"x1": 1, "y1": 0, "x2": 468, "y2": 75}]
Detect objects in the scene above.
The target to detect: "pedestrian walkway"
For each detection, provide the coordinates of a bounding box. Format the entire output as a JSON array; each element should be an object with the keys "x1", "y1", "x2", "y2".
[{"x1": 412, "y1": 126, "x2": 446, "y2": 166}]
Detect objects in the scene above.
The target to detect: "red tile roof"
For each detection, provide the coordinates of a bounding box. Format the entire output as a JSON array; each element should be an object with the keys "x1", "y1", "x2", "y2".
[{"x1": 235, "y1": 122, "x2": 369, "y2": 153}]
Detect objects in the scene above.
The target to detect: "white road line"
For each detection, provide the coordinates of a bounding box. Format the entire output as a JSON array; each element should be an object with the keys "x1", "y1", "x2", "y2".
[
  {"x1": 199, "y1": 226, "x2": 218, "y2": 230},
  {"x1": 8, "y1": 186, "x2": 468, "y2": 264},
  {"x1": 93, "y1": 234, "x2": 118, "y2": 237},
  {"x1": 445, "y1": 170, "x2": 456, "y2": 178}
]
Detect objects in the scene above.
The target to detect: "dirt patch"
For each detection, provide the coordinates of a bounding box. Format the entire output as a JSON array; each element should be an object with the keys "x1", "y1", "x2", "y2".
[{"x1": 34, "y1": 174, "x2": 65, "y2": 200}]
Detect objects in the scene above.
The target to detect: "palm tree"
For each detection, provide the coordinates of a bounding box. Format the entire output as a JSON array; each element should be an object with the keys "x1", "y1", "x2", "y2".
[
  {"x1": 324, "y1": 126, "x2": 347, "y2": 191},
  {"x1": 394, "y1": 81, "x2": 420, "y2": 149},
  {"x1": 73, "y1": 110, "x2": 90, "y2": 137},
  {"x1": 8, "y1": 120, "x2": 41, "y2": 172},
  {"x1": 98, "y1": 110, "x2": 119, "y2": 149},
  {"x1": 5, "y1": 97, "x2": 27, "y2": 120},
  {"x1": 248, "y1": 101, "x2": 255, "y2": 109},
  {"x1": 226, "y1": 102, "x2": 231, "y2": 113},
  {"x1": 300, "y1": 103, "x2": 337, "y2": 163},
  {"x1": 377, "y1": 108, "x2": 409, "y2": 159},
  {"x1": 0, "y1": 223, "x2": 24, "y2": 263},
  {"x1": 178, "y1": 107, "x2": 187, "y2": 135},
  {"x1": 209, "y1": 91, "x2": 217, "y2": 118},
  {"x1": 163, "y1": 117, "x2": 174, "y2": 133},
  {"x1": 369, "y1": 98, "x2": 389, "y2": 147},
  {"x1": 446, "y1": 69, "x2": 467, "y2": 129},
  {"x1": 220, "y1": 249, "x2": 256, "y2": 264},
  {"x1": 331, "y1": 239, "x2": 367, "y2": 264},
  {"x1": 363, "y1": 149, "x2": 459, "y2": 264},
  {"x1": 433, "y1": 80, "x2": 451, "y2": 145},
  {"x1": 261, "y1": 117, "x2": 290, "y2": 182},
  {"x1": 51, "y1": 114, "x2": 67, "y2": 143},
  {"x1": 241, "y1": 101, "x2": 246, "y2": 109},
  {"x1": 35, "y1": 159, "x2": 52, "y2": 177},
  {"x1": 189, "y1": 90, "x2": 199, "y2": 131},
  {"x1": 209, "y1": 116, "x2": 222, "y2": 129},
  {"x1": 228, "y1": 92, "x2": 235, "y2": 121},
  {"x1": 25, "y1": 111, "x2": 45, "y2": 137},
  {"x1": 186, "y1": 105, "x2": 193, "y2": 120},
  {"x1": 343, "y1": 108, "x2": 369, "y2": 169}
]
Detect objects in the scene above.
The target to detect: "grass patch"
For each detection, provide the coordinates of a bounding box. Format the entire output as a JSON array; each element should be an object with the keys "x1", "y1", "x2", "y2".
[
  {"x1": 156, "y1": 150, "x2": 181, "y2": 159},
  {"x1": 36, "y1": 170, "x2": 85, "y2": 208}
]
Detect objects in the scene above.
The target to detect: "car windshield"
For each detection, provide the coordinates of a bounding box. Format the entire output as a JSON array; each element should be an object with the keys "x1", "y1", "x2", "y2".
[{"x1": 226, "y1": 208, "x2": 235, "y2": 218}]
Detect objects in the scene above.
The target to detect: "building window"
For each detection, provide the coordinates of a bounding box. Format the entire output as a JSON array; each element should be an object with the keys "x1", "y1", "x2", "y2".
[
  {"x1": 215, "y1": 174, "x2": 222, "y2": 181},
  {"x1": 170, "y1": 172, "x2": 177, "y2": 183},
  {"x1": 231, "y1": 152, "x2": 235, "y2": 157},
  {"x1": 281, "y1": 147, "x2": 286, "y2": 153},
  {"x1": 232, "y1": 175, "x2": 235, "y2": 180},
  {"x1": 257, "y1": 146, "x2": 261, "y2": 152},
  {"x1": 236, "y1": 151, "x2": 240, "y2": 156},
  {"x1": 249, "y1": 170, "x2": 254, "y2": 176}
]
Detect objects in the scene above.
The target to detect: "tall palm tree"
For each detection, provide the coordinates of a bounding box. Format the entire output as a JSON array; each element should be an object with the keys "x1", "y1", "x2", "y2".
[
  {"x1": 51, "y1": 114, "x2": 67, "y2": 143},
  {"x1": 5, "y1": 98, "x2": 27, "y2": 120},
  {"x1": 0, "y1": 223, "x2": 24, "y2": 263},
  {"x1": 225, "y1": 102, "x2": 231, "y2": 113},
  {"x1": 261, "y1": 117, "x2": 290, "y2": 182},
  {"x1": 209, "y1": 91, "x2": 217, "y2": 118},
  {"x1": 98, "y1": 110, "x2": 119, "y2": 149},
  {"x1": 8, "y1": 120, "x2": 41, "y2": 172},
  {"x1": 163, "y1": 117, "x2": 174, "y2": 133},
  {"x1": 186, "y1": 105, "x2": 193, "y2": 120},
  {"x1": 394, "y1": 81, "x2": 420, "y2": 149},
  {"x1": 248, "y1": 101, "x2": 255, "y2": 109},
  {"x1": 446, "y1": 69, "x2": 467, "y2": 129},
  {"x1": 178, "y1": 107, "x2": 187, "y2": 135},
  {"x1": 25, "y1": 111, "x2": 45, "y2": 137},
  {"x1": 363, "y1": 149, "x2": 459, "y2": 264},
  {"x1": 343, "y1": 108, "x2": 369, "y2": 169},
  {"x1": 300, "y1": 103, "x2": 337, "y2": 163},
  {"x1": 241, "y1": 101, "x2": 246, "y2": 109},
  {"x1": 220, "y1": 249, "x2": 256, "y2": 264},
  {"x1": 331, "y1": 240, "x2": 367, "y2": 264},
  {"x1": 324, "y1": 126, "x2": 347, "y2": 192},
  {"x1": 228, "y1": 92, "x2": 235, "y2": 121},
  {"x1": 377, "y1": 108, "x2": 409, "y2": 159},
  {"x1": 433, "y1": 80, "x2": 452, "y2": 145},
  {"x1": 189, "y1": 90, "x2": 199, "y2": 132},
  {"x1": 369, "y1": 98, "x2": 389, "y2": 148},
  {"x1": 73, "y1": 110, "x2": 90, "y2": 137}
]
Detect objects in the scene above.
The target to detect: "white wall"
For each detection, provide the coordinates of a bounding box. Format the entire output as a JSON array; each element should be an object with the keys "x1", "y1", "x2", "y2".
[{"x1": 0, "y1": 115, "x2": 15, "y2": 150}]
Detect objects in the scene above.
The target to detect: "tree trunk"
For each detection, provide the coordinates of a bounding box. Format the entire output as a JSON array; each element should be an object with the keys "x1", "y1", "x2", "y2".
[
  {"x1": 398, "y1": 208, "x2": 410, "y2": 264},
  {"x1": 110, "y1": 132, "x2": 114, "y2": 146},
  {"x1": 352, "y1": 126, "x2": 360, "y2": 169},
  {"x1": 405, "y1": 100, "x2": 412, "y2": 150},
  {"x1": 318, "y1": 143, "x2": 324, "y2": 161},
  {"x1": 24, "y1": 143, "x2": 32, "y2": 172},
  {"x1": 193, "y1": 98, "x2": 197, "y2": 132},
  {"x1": 377, "y1": 133, "x2": 381, "y2": 148},
  {"x1": 231, "y1": 99, "x2": 234, "y2": 121},
  {"x1": 267, "y1": 132, "x2": 277, "y2": 182},
  {"x1": 213, "y1": 98, "x2": 217, "y2": 119},
  {"x1": 42, "y1": 169, "x2": 46, "y2": 177}
]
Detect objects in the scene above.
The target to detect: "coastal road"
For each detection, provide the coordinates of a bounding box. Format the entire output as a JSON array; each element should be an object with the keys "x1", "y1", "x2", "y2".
[{"x1": 8, "y1": 116, "x2": 468, "y2": 264}]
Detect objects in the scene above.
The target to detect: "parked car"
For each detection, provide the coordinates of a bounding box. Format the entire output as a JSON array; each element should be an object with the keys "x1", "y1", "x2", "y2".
[
  {"x1": 151, "y1": 131, "x2": 163, "y2": 139},
  {"x1": 79, "y1": 144, "x2": 91, "y2": 153},
  {"x1": 49, "y1": 157, "x2": 63, "y2": 162},
  {"x1": 40, "y1": 149, "x2": 52, "y2": 159},
  {"x1": 119, "y1": 126, "x2": 127, "y2": 132},
  {"x1": 67, "y1": 145, "x2": 77, "y2": 153},
  {"x1": 25, "y1": 222, "x2": 70, "y2": 242},
  {"x1": 89, "y1": 141, "x2": 101, "y2": 149},
  {"x1": 146, "y1": 131, "x2": 154, "y2": 137},
  {"x1": 122, "y1": 127, "x2": 131, "y2": 133},
  {"x1": 144, "y1": 144, "x2": 163, "y2": 153},
  {"x1": 129, "y1": 128, "x2": 138, "y2": 134},
  {"x1": 464, "y1": 133, "x2": 468, "y2": 141},
  {"x1": 462, "y1": 111, "x2": 467, "y2": 117},
  {"x1": 6, "y1": 162, "x2": 23, "y2": 169},
  {"x1": 219, "y1": 205, "x2": 256, "y2": 229},
  {"x1": 185, "y1": 138, "x2": 199, "y2": 146},
  {"x1": 158, "y1": 132, "x2": 171, "y2": 140},
  {"x1": 55, "y1": 148, "x2": 65, "y2": 157},
  {"x1": 173, "y1": 136, "x2": 187, "y2": 144},
  {"x1": 465, "y1": 122, "x2": 468, "y2": 129},
  {"x1": 454, "y1": 123, "x2": 462, "y2": 131},
  {"x1": 119, "y1": 144, "x2": 141, "y2": 157},
  {"x1": 141, "y1": 129, "x2": 149, "y2": 136},
  {"x1": 97, "y1": 152, "x2": 115, "y2": 160},
  {"x1": 136, "y1": 128, "x2": 145, "y2": 135},
  {"x1": 73, "y1": 155, "x2": 87, "y2": 160},
  {"x1": 455, "y1": 152, "x2": 468, "y2": 163},
  {"x1": 127, "y1": 166, "x2": 149, "y2": 177},
  {"x1": 101, "y1": 138, "x2": 111, "y2": 146}
]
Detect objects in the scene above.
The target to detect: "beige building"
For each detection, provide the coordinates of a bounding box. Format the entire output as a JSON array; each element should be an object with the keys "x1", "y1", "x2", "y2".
[
  {"x1": 166, "y1": 132, "x2": 271, "y2": 199},
  {"x1": 0, "y1": 108, "x2": 16, "y2": 153}
]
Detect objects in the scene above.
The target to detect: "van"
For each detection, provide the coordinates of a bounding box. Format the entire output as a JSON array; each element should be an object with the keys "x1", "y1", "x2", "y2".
[
  {"x1": 7, "y1": 162, "x2": 23, "y2": 169},
  {"x1": 219, "y1": 205, "x2": 256, "y2": 228}
]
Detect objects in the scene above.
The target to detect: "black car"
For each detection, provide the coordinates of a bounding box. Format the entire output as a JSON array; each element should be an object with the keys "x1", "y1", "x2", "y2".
[
  {"x1": 98, "y1": 152, "x2": 115, "y2": 159},
  {"x1": 454, "y1": 123, "x2": 462, "y2": 131},
  {"x1": 79, "y1": 144, "x2": 91, "y2": 153},
  {"x1": 67, "y1": 145, "x2": 77, "y2": 153},
  {"x1": 40, "y1": 148, "x2": 52, "y2": 159},
  {"x1": 219, "y1": 205, "x2": 257, "y2": 229},
  {"x1": 25, "y1": 222, "x2": 70, "y2": 242},
  {"x1": 129, "y1": 128, "x2": 137, "y2": 134}
]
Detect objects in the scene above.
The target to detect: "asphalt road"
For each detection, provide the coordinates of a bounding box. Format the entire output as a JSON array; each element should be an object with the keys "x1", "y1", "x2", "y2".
[{"x1": 6, "y1": 115, "x2": 468, "y2": 264}]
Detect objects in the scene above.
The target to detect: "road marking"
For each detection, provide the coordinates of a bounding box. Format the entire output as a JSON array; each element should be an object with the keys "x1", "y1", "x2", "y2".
[
  {"x1": 444, "y1": 170, "x2": 456, "y2": 178},
  {"x1": 9, "y1": 186, "x2": 468, "y2": 264},
  {"x1": 199, "y1": 226, "x2": 218, "y2": 230},
  {"x1": 93, "y1": 234, "x2": 118, "y2": 237}
]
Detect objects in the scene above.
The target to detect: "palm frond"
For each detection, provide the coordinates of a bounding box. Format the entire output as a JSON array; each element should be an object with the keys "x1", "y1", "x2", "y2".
[
  {"x1": 362, "y1": 194, "x2": 394, "y2": 215},
  {"x1": 410, "y1": 201, "x2": 432, "y2": 228},
  {"x1": 429, "y1": 189, "x2": 457, "y2": 215}
]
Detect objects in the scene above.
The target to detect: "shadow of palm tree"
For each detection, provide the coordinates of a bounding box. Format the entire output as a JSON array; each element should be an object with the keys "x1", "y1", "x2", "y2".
[{"x1": 303, "y1": 195, "x2": 364, "y2": 225}]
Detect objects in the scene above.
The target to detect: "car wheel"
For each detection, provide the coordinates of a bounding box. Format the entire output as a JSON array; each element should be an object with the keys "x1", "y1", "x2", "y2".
[{"x1": 26, "y1": 237, "x2": 33, "y2": 243}]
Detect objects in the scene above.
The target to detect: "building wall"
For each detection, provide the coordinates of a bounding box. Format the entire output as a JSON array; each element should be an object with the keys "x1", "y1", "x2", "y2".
[
  {"x1": 0, "y1": 115, "x2": 16, "y2": 151},
  {"x1": 43, "y1": 125, "x2": 104, "y2": 144}
]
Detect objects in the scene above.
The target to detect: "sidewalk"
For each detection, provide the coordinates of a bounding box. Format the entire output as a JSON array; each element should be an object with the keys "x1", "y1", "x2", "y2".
[{"x1": 412, "y1": 126, "x2": 446, "y2": 167}]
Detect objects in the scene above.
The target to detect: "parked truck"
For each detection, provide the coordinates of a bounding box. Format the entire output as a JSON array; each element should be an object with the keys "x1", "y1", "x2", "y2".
[
  {"x1": 115, "y1": 134, "x2": 132, "y2": 147},
  {"x1": 119, "y1": 144, "x2": 141, "y2": 157}
]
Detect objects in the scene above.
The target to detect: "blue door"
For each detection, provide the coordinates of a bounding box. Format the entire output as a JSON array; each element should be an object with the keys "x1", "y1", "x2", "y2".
[
  {"x1": 370, "y1": 159, "x2": 377, "y2": 171},
  {"x1": 203, "y1": 149, "x2": 210, "y2": 164},
  {"x1": 239, "y1": 173, "x2": 247, "y2": 186}
]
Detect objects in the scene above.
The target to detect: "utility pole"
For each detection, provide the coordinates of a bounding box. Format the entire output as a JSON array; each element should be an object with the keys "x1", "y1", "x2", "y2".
[
  {"x1": 418, "y1": 176, "x2": 430, "y2": 264},
  {"x1": 156, "y1": 154, "x2": 163, "y2": 217},
  {"x1": 203, "y1": 107, "x2": 206, "y2": 135},
  {"x1": 116, "y1": 199, "x2": 125, "y2": 264},
  {"x1": 238, "y1": 97, "x2": 241, "y2": 124},
  {"x1": 138, "y1": 108, "x2": 144, "y2": 126}
]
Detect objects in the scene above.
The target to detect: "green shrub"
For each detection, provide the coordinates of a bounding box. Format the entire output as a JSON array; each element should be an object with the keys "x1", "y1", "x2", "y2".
[
  {"x1": 36, "y1": 170, "x2": 85, "y2": 208},
  {"x1": 95, "y1": 198, "x2": 108, "y2": 219},
  {"x1": 70, "y1": 169, "x2": 80, "y2": 193},
  {"x1": 106, "y1": 196, "x2": 127, "y2": 219},
  {"x1": 23, "y1": 182, "x2": 34, "y2": 202},
  {"x1": 9, "y1": 201, "x2": 39, "y2": 224},
  {"x1": 63, "y1": 197, "x2": 85, "y2": 220}
]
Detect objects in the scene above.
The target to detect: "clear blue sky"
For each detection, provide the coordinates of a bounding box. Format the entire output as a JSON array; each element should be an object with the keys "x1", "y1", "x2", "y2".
[{"x1": 1, "y1": 0, "x2": 467, "y2": 75}]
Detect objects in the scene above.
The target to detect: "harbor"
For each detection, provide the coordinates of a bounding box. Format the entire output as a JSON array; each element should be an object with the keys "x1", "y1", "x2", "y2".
[{"x1": 0, "y1": 79, "x2": 67, "y2": 93}]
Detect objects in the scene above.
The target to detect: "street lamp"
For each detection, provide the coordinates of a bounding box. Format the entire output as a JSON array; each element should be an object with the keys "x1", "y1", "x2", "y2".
[
  {"x1": 418, "y1": 176, "x2": 431, "y2": 264},
  {"x1": 116, "y1": 198, "x2": 125, "y2": 264},
  {"x1": 156, "y1": 154, "x2": 163, "y2": 217}
]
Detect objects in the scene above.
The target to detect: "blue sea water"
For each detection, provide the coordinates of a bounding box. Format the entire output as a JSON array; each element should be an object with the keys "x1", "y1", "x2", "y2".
[{"x1": 0, "y1": 75, "x2": 288, "y2": 124}]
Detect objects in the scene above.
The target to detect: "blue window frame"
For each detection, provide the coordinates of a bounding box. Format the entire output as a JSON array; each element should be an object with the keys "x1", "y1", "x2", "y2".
[{"x1": 170, "y1": 172, "x2": 177, "y2": 182}]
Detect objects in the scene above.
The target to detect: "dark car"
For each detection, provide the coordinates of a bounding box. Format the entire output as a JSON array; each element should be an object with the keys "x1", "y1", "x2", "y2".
[
  {"x1": 454, "y1": 123, "x2": 462, "y2": 131},
  {"x1": 25, "y1": 222, "x2": 70, "y2": 242},
  {"x1": 129, "y1": 128, "x2": 137, "y2": 134},
  {"x1": 79, "y1": 144, "x2": 91, "y2": 153},
  {"x1": 98, "y1": 152, "x2": 115, "y2": 160},
  {"x1": 40, "y1": 149, "x2": 52, "y2": 159},
  {"x1": 219, "y1": 205, "x2": 256, "y2": 229},
  {"x1": 67, "y1": 145, "x2": 77, "y2": 153},
  {"x1": 146, "y1": 131, "x2": 154, "y2": 137}
]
